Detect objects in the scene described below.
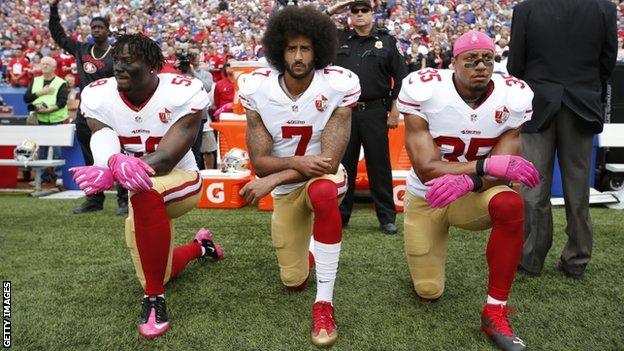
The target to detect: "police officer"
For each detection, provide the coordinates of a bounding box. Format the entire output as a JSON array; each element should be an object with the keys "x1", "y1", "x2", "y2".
[
  {"x1": 325, "y1": 0, "x2": 408, "y2": 234},
  {"x1": 49, "y1": 0, "x2": 128, "y2": 215}
]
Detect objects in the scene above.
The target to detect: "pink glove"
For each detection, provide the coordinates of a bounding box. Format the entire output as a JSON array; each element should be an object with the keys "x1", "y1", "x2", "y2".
[
  {"x1": 108, "y1": 153, "x2": 155, "y2": 192},
  {"x1": 425, "y1": 174, "x2": 474, "y2": 208},
  {"x1": 69, "y1": 166, "x2": 114, "y2": 196},
  {"x1": 485, "y1": 155, "x2": 540, "y2": 188}
]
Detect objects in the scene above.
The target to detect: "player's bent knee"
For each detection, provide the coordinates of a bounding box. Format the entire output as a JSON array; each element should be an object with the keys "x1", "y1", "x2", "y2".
[
  {"x1": 488, "y1": 191, "x2": 524, "y2": 223},
  {"x1": 307, "y1": 179, "x2": 338, "y2": 206},
  {"x1": 280, "y1": 267, "x2": 308, "y2": 288}
]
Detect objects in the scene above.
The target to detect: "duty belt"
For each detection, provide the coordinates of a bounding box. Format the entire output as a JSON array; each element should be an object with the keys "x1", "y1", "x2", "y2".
[{"x1": 353, "y1": 99, "x2": 385, "y2": 111}]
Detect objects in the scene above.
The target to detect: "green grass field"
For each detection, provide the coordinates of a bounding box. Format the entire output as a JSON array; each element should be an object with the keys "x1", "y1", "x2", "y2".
[{"x1": 1, "y1": 196, "x2": 622, "y2": 351}]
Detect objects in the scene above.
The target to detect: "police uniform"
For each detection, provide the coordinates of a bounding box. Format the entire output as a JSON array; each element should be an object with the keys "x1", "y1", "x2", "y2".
[{"x1": 333, "y1": 26, "x2": 408, "y2": 228}]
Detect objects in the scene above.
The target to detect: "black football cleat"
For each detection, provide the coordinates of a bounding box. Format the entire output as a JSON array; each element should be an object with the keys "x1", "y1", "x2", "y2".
[{"x1": 481, "y1": 304, "x2": 526, "y2": 351}]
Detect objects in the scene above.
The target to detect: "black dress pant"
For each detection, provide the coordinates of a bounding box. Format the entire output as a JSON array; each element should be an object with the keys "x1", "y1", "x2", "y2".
[
  {"x1": 520, "y1": 105, "x2": 594, "y2": 274},
  {"x1": 340, "y1": 105, "x2": 396, "y2": 226},
  {"x1": 75, "y1": 113, "x2": 127, "y2": 206}
]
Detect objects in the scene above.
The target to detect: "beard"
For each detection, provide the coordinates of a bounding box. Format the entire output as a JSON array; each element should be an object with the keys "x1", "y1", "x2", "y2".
[{"x1": 285, "y1": 61, "x2": 314, "y2": 80}]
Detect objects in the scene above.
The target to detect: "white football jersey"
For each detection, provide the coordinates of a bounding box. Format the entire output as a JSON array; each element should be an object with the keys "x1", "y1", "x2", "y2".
[
  {"x1": 397, "y1": 69, "x2": 534, "y2": 198},
  {"x1": 80, "y1": 73, "x2": 210, "y2": 171},
  {"x1": 238, "y1": 66, "x2": 361, "y2": 195}
]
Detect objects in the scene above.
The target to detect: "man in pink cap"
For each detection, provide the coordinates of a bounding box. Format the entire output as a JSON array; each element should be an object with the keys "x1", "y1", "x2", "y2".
[{"x1": 396, "y1": 30, "x2": 539, "y2": 351}]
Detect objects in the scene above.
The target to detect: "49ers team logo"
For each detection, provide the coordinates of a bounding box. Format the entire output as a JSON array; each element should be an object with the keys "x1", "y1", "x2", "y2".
[
  {"x1": 315, "y1": 94, "x2": 328, "y2": 112},
  {"x1": 495, "y1": 106, "x2": 510, "y2": 124},
  {"x1": 159, "y1": 108, "x2": 172, "y2": 123},
  {"x1": 83, "y1": 62, "x2": 97, "y2": 74}
]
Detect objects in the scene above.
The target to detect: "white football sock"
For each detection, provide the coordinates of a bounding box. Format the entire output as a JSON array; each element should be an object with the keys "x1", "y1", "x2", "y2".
[
  {"x1": 314, "y1": 241, "x2": 341, "y2": 304},
  {"x1": 486, "y1": 295, "x2": 507, "y2": 305}
]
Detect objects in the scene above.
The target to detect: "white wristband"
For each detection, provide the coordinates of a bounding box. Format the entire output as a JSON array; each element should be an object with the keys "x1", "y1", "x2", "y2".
[{"x1": 90, "y1": 128, "x2": 121, "y2": 167}]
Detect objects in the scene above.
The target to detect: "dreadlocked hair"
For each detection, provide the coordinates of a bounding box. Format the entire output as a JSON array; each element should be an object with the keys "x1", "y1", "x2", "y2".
[{"x1": 112, "y1": 34, "x2": 164, "y2": 71}]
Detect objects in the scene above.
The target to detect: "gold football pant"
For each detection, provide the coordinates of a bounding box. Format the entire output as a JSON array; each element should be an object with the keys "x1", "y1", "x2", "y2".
[
  {"x1": 403, "y1": 185, "x2": 513, "y2": 299},
  {"x1": 125, "y1": 168, "x2": 203, "y2": 292},
  {"x1": 272, "y1": 169, "x2": 347, "y2": 287}
]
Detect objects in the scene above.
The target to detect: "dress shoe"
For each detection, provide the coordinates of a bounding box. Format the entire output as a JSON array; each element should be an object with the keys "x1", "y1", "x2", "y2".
[
  {"x1": 380, "y1": 223, "x2": 397, "y2": 235},
  {"x1": 73, "y1": 200, "x2": 103, "y2": 214},
  {"x1": 516, "y1": 265, "x2": 540, "y2": 277},
  {"x1": 116, "y1": 202, "x2": 129, "y2": 216},
  {"x1": 556, "y1": 261, "x2": 584, "y2": 279}
]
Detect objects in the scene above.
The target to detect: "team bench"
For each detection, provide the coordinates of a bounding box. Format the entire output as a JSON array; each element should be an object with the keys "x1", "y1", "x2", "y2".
[{"x1": 0, "y1": 124, "x2": 76, "y2": 189}]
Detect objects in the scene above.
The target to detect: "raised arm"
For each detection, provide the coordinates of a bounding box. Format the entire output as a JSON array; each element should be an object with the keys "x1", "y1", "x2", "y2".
[
  {"x1": 141, "y1": 111, "x2": 202, "y2": 176},
  {"x1": 48, "y1": 0, "x2": 80, "y2": 54}
]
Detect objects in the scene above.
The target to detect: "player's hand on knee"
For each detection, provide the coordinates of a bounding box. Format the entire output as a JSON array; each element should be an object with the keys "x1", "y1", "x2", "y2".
[
  {"x1": 485, "y1": 155, "x2": 540, "y2": 188},
  {"x1": 108, "y1": 153, "x2": 155, "y2": 192},
  {"x1": 239, "y1": 178, "x2": 275, "y2": 204},
  {"x1": 425, "y1": 174, "x2": 474, "y2": 208},
  {"x1": 294, "y1": 155, "x2": 333, "y2": 178},
  {"x1": 69, "y1": 166, "x2": 114, "y2": 196}
]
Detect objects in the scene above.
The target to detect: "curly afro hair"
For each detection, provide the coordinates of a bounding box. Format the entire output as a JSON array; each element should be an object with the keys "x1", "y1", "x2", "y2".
[
  {"x1": 262, "y1": 5, "x2": 337, "y2": 73},
  {"x1": 112, "y1": 34, "x2": 164, "y2": 72}
]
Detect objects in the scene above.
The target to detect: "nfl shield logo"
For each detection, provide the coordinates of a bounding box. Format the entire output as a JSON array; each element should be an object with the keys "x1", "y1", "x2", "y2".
[
  {"x1": 495, "y1": 106, "x2": 510, "y2": 124},
  {"x1": 315, "y1": 95, "x2": 328, "y2": 112},
  {"x1": 159, "y1": 108, "x2": 172, "y2": 123}
]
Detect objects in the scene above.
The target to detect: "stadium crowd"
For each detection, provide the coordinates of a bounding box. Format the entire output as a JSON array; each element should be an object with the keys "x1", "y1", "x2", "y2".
[{"x1": 2, "y1": 0, "x2": 622, "y2": 87}]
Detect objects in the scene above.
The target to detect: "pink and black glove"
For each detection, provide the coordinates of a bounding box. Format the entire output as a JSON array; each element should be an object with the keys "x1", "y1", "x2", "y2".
[
  {"x1": 69, "y1": 166, "x2": 114, "y2": 196},
  {"x1": 480, "y1": 155, "x2": 540, "y2": 188},
  {"x1": 425, "y1": 174, "x2": 476, "y2": 208},
  {"x1": 108, "y1": 153, "x2": 155, "y2": 193}
]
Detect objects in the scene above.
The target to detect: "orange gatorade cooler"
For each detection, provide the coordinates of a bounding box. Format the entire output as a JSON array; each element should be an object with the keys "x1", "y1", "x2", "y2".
[
  {"x1": 197, "y1": 169, "x2": 252, "y2": 209},
  {"x1": 211, "y1": 113, "x2": 248, "y2": 159},
  {"x1": 392, "y1": 170, "x2": 409, "y2": 212},
  {"x1": 230, "y1": 60, "x2": 269, "y2": 115},
  {"x1": 258, "y1": 193, "x2": 274, "y2": 211}
]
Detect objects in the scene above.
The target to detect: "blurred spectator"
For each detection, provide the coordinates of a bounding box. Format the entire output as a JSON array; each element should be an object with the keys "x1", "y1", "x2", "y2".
[
  {"x1": 213, "y1": 62, "x2": 235, "y2": 112},
  {"x1": 30, "y1": 52, "x2": 44, "y2": 78},
  {"x1": 7, "y1": 48, "x2": 30, "y2": 87},
  {"x1": 617, "y1": 37, "x2": 624, "y2": 62},
  {"x1": 65, "y1": 74, "x2": 80, "y2": 122}
]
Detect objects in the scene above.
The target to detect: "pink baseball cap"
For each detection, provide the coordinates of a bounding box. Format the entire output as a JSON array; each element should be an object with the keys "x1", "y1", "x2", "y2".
[{"x1": 452, "y1": 30, "x2": 495, "y2": 57}]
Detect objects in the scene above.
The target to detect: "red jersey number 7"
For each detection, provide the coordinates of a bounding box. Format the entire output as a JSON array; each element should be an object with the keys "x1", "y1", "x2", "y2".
[{"x1": 281, "y1": 126, "x2": 312, "y2": 156}]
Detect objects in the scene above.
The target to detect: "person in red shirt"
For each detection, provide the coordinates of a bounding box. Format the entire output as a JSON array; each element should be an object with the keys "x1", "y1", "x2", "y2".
[
  {"x1": 213, "y1": 63, "x2": 234, "y2": 111},
  {"x1": 7, "y1": 48, "x2": 30, "y2": 87}
]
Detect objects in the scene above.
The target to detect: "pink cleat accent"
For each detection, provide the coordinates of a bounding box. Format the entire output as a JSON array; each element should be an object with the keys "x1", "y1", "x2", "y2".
[
  {"x1": 138, "y1": 296, "x2": 169, "y2": 340},
  {"x1": 194, "y1": 228, "x2": 224, "y2": 260}
]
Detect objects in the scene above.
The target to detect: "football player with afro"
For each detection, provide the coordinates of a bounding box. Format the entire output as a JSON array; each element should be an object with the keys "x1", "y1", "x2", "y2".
[
  {"x1": 70, "y1": 34, "x2": 224, "y2": 339},
  {"x1": 238, "y1": 5, "x2": 360, "y2": 347},
  {"x1": 397, "y1": 31, "x2": 540, "y2": 351}
]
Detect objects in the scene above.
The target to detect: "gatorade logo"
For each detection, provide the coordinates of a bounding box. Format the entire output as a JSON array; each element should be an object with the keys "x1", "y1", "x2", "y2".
[
  {"x1": 393, "y1": 184, "x2": 405, "y2": 207},
  {"x1": 207, "y1": 182, "x2": 225, "y2": 204}
]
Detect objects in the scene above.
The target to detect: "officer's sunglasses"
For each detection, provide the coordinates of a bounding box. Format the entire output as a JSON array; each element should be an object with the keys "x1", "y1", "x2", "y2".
[{"x1": 350, "y1": 7, "x2": 371, "y2": 14}]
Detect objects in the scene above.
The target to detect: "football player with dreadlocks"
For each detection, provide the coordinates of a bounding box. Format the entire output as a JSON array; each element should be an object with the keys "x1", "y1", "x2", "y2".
[{"x1": 69, "y1": 34, "x2": 224, "y2": 339}]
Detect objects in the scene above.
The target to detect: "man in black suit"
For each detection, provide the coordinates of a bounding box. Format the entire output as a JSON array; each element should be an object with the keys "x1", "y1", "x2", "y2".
[{"x1": 507, "y1": 0, "x2": 617, "y2": 278}]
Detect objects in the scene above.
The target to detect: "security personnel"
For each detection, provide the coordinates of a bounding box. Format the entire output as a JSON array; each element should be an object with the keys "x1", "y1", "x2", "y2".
[
  {"x1": 24, "y1": 57, "x2": 69, "y2": 125},
  {"x1": 49, "y1": 0, "x2": 128, "y2": 216},
  {"x1": 325, "y1": 0, "x2": 408, "y2": 234}
]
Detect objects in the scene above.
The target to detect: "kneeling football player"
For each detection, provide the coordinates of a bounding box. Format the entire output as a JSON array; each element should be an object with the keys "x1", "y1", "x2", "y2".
[
  {"x1": 397, "y1": 31, "x2": 539, "y2": 351},
  {"x1": 70, "y1": 34, "x2": 224, "y2": 339},
  {"x1": 238, "y1": 6, "x2": 360, "y2": 347}
]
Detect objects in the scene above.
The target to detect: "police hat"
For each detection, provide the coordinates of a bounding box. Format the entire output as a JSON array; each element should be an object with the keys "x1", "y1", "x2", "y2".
[{"x1": 349, "y1": 0, "x2": 373, "y2": 10}]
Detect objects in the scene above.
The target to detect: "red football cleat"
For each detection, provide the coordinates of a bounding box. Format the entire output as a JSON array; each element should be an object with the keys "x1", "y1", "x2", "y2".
[
  {"x1": 311, "y1": 301, "x2": 338, "y2": 347},
  {"x1": 481, "y1": 304, "x2": 526, "y2": 351}
]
